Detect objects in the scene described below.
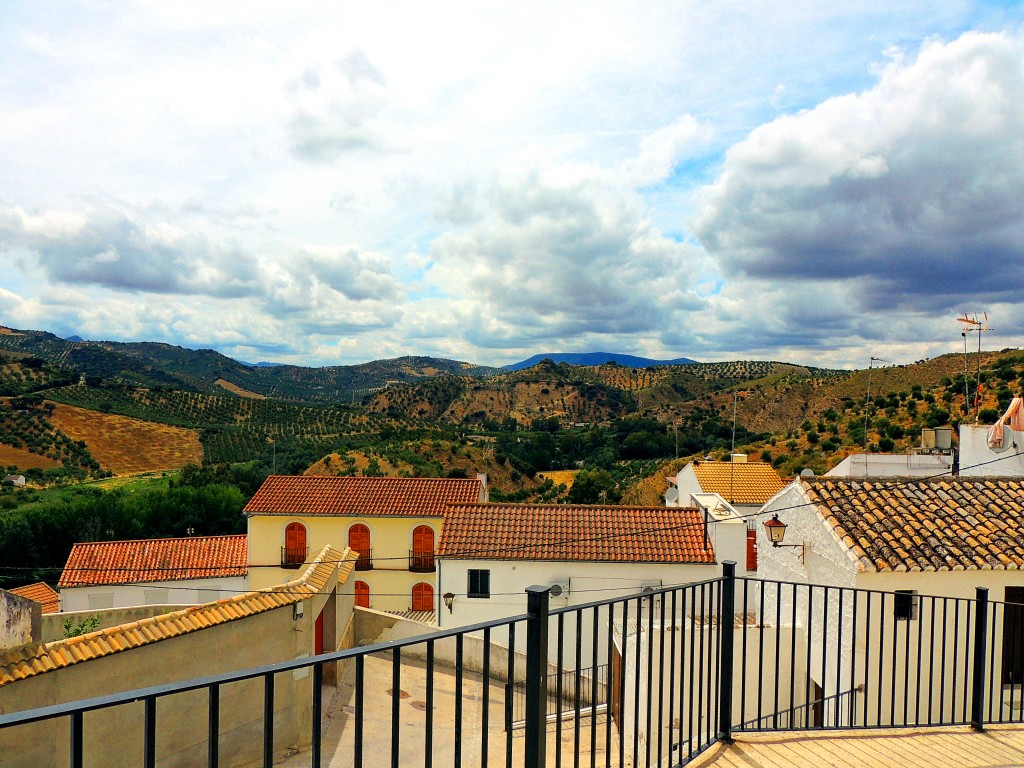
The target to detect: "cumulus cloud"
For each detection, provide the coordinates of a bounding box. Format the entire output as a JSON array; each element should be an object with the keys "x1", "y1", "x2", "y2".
[
  {"x1": 0, "y1": 205, "x2": 260, "y2": 298},
  {"x1": 622, "y1": 115, "x2": 714, "y2": 187},
  {"x1": 427, "y1": 158, "x2": 712, "y2": 349},
  {"x1": 695, "y1": 31, "x2": 1024, "y2": 315},
  {"x1": 288, "y1": 50, "x2": 392, "y2": 162}
]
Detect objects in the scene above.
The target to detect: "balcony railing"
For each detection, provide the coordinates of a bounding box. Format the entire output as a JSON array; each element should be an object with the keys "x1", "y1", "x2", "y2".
[
  {"x1": 408, "y1": 550, "x2": 436, "y2": 572},
  {"x1": 354, "y1": 548, "x2": 372, "y2": 571},
  {"x1": 3, "y1": 565, "x2": 1023, "y2": 768},
  {"x1": 280, "y1": 545, "x2": 308, "y2": 568}
]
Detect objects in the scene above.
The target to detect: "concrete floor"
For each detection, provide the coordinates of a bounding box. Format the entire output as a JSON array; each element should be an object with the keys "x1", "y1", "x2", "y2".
[{"x1": 280, "y1": 652, "x2": 623, "y2": 767}]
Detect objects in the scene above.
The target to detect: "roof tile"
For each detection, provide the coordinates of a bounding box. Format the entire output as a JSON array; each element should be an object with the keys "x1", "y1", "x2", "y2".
[
  {"x1": 1, "y1": 546, "x2": 356, "y2": 688},
  {"x1": 803, "y1": 477, "x2": 1024, "y2": 572},
  {"x1": 58, "y1": 535, "x2": 247, "y2": 588},
  {"x1": 8, "y1": 582, "x2": 59, "y2": 613},
  {"x1": 243, "y1": 475, "x2": 483, "y2": 518},
  {"x1": 438, "y1": 503, "x2": 715, "y2": 564},
  {"x1": 691, "y1": 462, "x2": 786, "y2": 505}
]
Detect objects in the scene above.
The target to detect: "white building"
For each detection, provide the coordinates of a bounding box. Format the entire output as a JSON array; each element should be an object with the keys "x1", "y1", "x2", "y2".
[
  {"x1": 757, "y1": 474, "x2": 1024, "y2": 726},
  {"x1": 58, "y1": 534, "x2": 248, "y2": 611},
  {"x1": 436, "y1": 501, "x2": 750, "y2": 629}
]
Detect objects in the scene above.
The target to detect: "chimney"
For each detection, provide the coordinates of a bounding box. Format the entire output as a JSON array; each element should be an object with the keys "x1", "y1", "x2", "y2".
[
  {"x1": 476, "y1": 473, "x2": 489, "y2": 503},
  {"x1": 730, "y1": 453, "x2": 747, "y2": 463}
]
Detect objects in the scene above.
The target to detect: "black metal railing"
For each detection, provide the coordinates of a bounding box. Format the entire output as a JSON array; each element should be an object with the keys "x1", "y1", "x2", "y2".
[
  {"x1": 408, "y1": 550, "x2": 436, "y2": 572},
  {"x1": 4, "y1": 565, "x2": 1024, "y2": 768},
  {"x1": 280, "y1": 545, "x2": 308, "y2": 568},
  {"x1": 354, "y1": 548, "x2": 372, "y2": 570}
]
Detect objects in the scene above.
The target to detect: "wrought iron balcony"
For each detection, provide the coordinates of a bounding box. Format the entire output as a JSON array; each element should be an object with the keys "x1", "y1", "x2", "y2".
[
  {"x1": 354, "y1": 548, "x2": 373, "y2": 571},
  {"x1": 408, "y1": 550, "x2": 436, "y2": 572},
  {"x1": 280, "y1": 545, "x2": 307, "y2": 568}
]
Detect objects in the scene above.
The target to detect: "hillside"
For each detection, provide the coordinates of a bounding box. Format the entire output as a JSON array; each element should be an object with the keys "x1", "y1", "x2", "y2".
[
  {"x1": 505, "y1": 352, "x2": 697, "y2": 370},
  {"x1": 0, "y1": 327, "x2": 500, "y2": 403}
]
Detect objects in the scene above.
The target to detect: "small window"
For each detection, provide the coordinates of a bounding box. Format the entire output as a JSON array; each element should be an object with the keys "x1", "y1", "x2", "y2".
[
  {"x1": 468, "y1": 569, "x2": 490, "y2": 598},
  {"x1": 894, "y1": 590, "x2": 918, "y2": 621}
]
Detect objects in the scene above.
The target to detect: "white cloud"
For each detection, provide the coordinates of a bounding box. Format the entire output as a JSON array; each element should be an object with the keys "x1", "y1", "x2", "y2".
[{"x1": 695, "y1": 32, "x2": 1024, "y2": 315}]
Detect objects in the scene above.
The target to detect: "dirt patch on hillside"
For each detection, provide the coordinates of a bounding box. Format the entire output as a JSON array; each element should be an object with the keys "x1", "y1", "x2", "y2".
[
  {"x1": 0, "y1": 445, "x2": 60, "y2": 470},
  {"x1": 216, "y1": 379, "x2": 266, "y2": 399},
  {"x1": 49, "y1": 403, "x2": 203, "y2": 475}
]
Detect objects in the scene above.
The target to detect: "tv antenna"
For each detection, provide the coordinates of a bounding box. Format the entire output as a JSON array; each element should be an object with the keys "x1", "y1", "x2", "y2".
[
  {"x1": 863, "y1": 356, "x2": 894, "y2": 450},
  {"x1": 956, "y1": 313, "x2": 991, "y2": 422}
]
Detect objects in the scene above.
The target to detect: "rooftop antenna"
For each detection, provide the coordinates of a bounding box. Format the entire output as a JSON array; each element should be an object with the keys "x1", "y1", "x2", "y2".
[
  {"x1": 862, "y1": 356, "x2": 894, "y2": 451},
  {"x1": 956, "y1": 313, "x2": 991, "y2": 422},
  {"x1": 730, "y1": 390, "x2": 747, "y2": 504}
]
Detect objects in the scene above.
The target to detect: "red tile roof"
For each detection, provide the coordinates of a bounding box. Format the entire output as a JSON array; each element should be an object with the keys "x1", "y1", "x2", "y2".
[
  {"x1": 8, "y1": 582, "x2": 59, "y2": 613},
  {"x1": 802, "y1": 477, "x2": 1024, "y2": 572},
  {"x1": 2, "y1": 546, "x2": 355, "y2": 687},
  {"x1": 58, "y1": 535, "x2": 247, "y2": 588},
  {"x1": 243, "y1": 475, "x2": 484, "y2": 518},
  {"x1": 437, "y1": 503, "x2": 715, "y2": 563}
]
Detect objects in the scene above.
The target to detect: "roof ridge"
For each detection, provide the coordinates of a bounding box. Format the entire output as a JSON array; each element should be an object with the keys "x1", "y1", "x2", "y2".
[{"x1": 68, "y1": 533, "x2": 247, "y2": 547}]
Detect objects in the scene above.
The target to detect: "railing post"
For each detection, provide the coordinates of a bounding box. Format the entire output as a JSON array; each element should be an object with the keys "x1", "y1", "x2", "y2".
[
  {"x1": 525, "y1": 585, "x2": 550, "y2": 768},
  {"x1": 972, "y1": 586, "x2": 989, "y2": 731},
  {"x1": 718, "y1": 562, "x2": 737, "y2": 744}
]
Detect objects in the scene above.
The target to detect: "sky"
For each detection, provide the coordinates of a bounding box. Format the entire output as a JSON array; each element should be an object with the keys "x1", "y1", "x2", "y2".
[{"x1": 1, "y1": 2, "x2": 1023, "y2": 369}]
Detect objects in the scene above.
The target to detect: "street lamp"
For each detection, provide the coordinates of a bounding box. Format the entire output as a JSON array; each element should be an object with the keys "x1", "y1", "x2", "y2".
[
  {"x1": 763, "y1": 514, "x2": 808, "y2": 563},
  {"x1": 443, "y1": 592, "x2": 455, "y2": 613}
]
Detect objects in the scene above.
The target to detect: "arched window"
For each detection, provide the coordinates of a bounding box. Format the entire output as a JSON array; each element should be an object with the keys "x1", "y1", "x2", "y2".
[
  {"x1": 410, "y1": 525, "x2": 435, "y2": 571},
  {"x1": 282, "y1": 522, "x2": 307, "y2": 567},
  {"x1": 412, "y1": 582, "x2": 434, "y2": 612},
  {"x1": 354, "y1": 581, "x2": 370, "y2": 609},
  {"x1": 349, "y1": 524, "x2": 372, "y2": 570}
]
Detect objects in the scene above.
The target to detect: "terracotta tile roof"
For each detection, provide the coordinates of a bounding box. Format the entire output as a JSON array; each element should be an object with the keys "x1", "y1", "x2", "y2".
[
  {"x1": 57, "y1": 535, "x2": 247, "y2": 588},
  {"x1": 801, "y1": 477, "x2": 1024, "y2": 572},
  {"x1": 0, "y1": 546, "x2": 355, "y2": 687},
  {"x1": 243, "y1": 475, "x2": 484, "y2": 518},
  {"x1": 691, "y1": 461, "x2": 786, "y2": 505},
  {"x1": 437, "y1": 503, "x2": 715, "y2": 563},
  {"x1": 8, "y1": 582, "x2": 59, "y2": 614}
]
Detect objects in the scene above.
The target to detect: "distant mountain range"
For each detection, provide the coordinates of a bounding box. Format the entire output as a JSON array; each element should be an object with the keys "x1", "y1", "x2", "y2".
[
  {"x1": 3, "y1": 327, "x2": 696, "y2": 404},
  {"x1": 504, "y1": 352, "x2": 697, "y2": 371}
]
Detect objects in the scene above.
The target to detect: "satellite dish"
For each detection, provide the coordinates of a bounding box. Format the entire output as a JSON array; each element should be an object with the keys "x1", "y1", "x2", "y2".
[
  {"x1": 800, "y1": 468, "x2": 815, "y2": 478},
  {"x1": 665, "y1": 487, "x2": 679, "y2": 504}
]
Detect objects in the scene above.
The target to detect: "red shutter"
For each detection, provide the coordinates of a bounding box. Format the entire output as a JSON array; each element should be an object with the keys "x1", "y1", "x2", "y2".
[
  {"x1": 746, "y1": 528, "x2": 758, "y2": 571},
  {"x1": 412, "y1": 582, "x2": 434, "y2": 612},
  {"x1": 354, "y1": 581, "x2": 370, "y2": 608}
]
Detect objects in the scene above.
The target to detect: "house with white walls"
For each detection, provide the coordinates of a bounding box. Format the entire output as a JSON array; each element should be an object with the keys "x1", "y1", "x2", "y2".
[
  {"x1": 668, "y1": 455, "x2": 785, "y2": 571},
  {"x1": 757, "y1": 473, "x2": 1024, "y2": 726},
  {"x1": 436, "y1": 501, "x2": 753, "y2": 629},
  {"x1": 58, "y1": 534, "x2": 248, "y2": 612}
]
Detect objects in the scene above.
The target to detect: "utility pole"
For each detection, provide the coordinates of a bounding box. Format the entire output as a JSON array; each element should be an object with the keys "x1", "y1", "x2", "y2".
[{"x1": 862, "y1": 357, "x2": 893, "y2": 451}]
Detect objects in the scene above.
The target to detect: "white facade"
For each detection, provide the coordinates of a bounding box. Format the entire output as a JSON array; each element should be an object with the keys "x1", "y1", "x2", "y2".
[
  {"x1": 59, "y1": 576, "x2": 247, "y2": 613},
  {"x1": 825, "y1": 452, "x2": 953, "y2": 479},
  {"x1": 959, "y1": 423, "x2": 1024, "y2": 477}
]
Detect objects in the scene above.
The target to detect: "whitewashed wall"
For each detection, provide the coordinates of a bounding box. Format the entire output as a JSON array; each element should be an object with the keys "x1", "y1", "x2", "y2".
[{"x1": 59, "y1": 575, "x2": 247, "y2": 612}]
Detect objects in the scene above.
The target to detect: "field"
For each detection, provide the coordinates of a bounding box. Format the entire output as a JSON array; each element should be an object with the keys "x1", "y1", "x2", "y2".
[
  {"x1": 49, "y1": 403, "x2": 202, "y2": 474},
  {"x1": 215, "y1": 379, "x2": 265, "y2": 399},
  {"x1": 0, "y1": 444, "x2": 59, "y2": 470}
]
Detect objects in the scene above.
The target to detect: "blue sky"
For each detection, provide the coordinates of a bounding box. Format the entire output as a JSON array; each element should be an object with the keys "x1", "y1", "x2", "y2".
[{"x1": 1, "y1": 2, "x2": 1023, "y2": 368}]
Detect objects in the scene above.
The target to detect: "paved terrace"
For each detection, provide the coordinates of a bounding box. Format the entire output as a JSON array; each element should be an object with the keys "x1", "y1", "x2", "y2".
[{"x1": 689, "y1": 726, "x2": 1024, "y2": 767}]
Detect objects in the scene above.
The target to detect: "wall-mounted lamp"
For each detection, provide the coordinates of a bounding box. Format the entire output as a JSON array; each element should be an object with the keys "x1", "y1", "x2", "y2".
[
  {"x1": 443, "y1": 592, "x2": 455, "y2": 613},
  {"x1": 763, "y1": 514, "x2": 808, "y2": 564}
]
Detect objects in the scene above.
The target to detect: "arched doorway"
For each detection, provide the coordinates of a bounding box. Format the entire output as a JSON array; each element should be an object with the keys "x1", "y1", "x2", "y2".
[
  {"x1": 349, "y1": 524, "x2": 372, "y2": 570},
  {"x1": 354, "y1": 580, "x2": 370, "y2": 608},
  {"x1": 283, "y1": 522, "x2": 307, "y2": 567},
  {"x1": 412, "y1": 582, "x2": 434, "y2": 612}
]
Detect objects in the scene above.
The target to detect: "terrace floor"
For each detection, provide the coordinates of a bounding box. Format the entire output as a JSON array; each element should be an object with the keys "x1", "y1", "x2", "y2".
[
  {"x1": 688, "y1": 725, "x2": 1024, "y2": 767},
  {"x1": 281, "y1": 652, "x2": 620, "y2": 767}
]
